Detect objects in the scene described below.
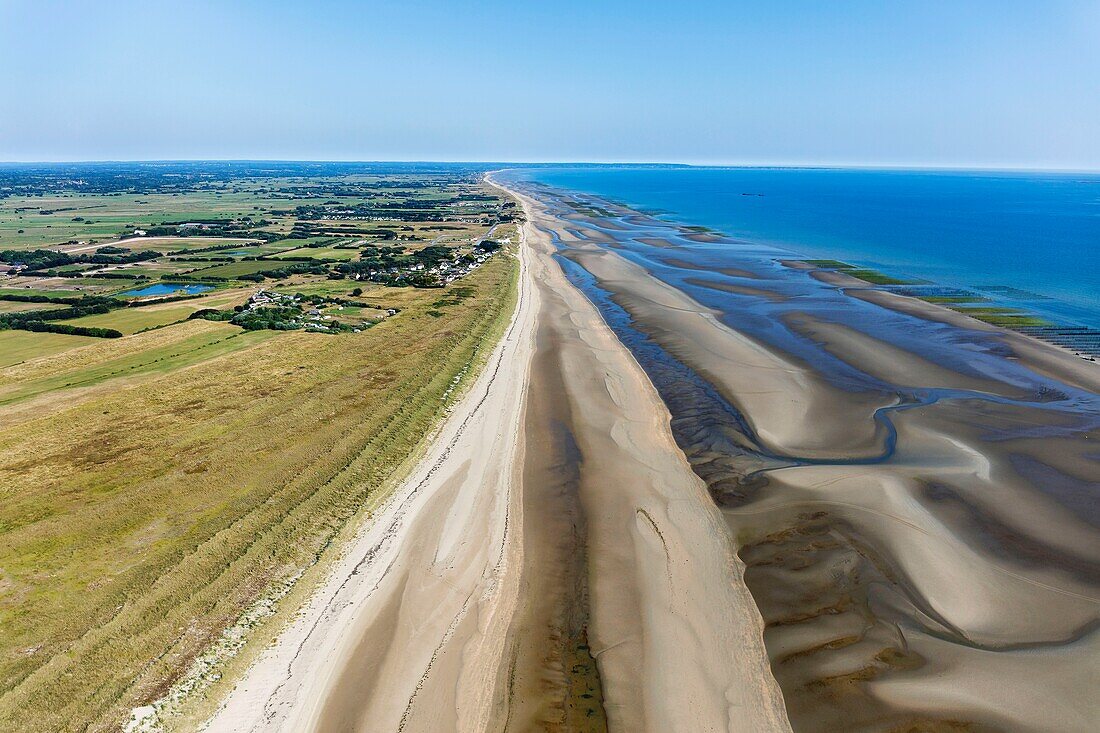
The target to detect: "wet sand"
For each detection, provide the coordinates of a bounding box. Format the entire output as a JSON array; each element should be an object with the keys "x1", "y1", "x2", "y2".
[
  {"x1": 514, "y1": 187, "x2": 789, "y2": 732},
  {"x1": 501, "y1": 180, "x2": 1100, "y2": 732}
]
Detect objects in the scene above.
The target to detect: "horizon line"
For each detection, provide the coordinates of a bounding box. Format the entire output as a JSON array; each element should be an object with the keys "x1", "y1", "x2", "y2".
[{"x1": 1, "y1": 159, "x2": 1099, "y2": 174}]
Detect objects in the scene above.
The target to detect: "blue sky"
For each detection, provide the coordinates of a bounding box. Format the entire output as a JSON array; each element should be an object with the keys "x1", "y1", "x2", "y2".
[{"x1": 1, "y1": 0, "x2": 1098, "y2": 167}]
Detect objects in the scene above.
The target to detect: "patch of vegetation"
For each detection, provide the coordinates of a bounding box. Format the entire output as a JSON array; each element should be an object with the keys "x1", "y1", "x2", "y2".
[
  {"x1": 800, "y1": 259, "x2": 915, "y2": 285},
  {"x1": 918, "y1": 295, "x2": 990, "y2": 304},
  {"x1": 0, "y1": 245, "x2": 518, "y2": 732},
  {"x1": 0, "y1": 295, "x2": 126, "y2": 338},
  {"x1": 0, "y1": 247, "x2": 161, "y2": 274},
  {"x1": 948, "y1": 305, "x2": 1051, "y2": 328},
  {"x1": 803, "y1": 258, "x2": 852, "y2": 268},
  {"x1": 844, "y1": 268, "x2": 913, "y2": 285},
  {"x1": 191, "y1": 291, "x2": 361, "y2": 334},
  {"x1": 15, "y1": 321, "x2": 122, "y2": 338}
]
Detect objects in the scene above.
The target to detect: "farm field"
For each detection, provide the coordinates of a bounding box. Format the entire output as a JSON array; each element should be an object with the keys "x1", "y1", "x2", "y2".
[
  {"x1": 187, "y1": 260, "x2": 282, "y2": 278},
  {"x1": 0, "y1": 330, "x2": 95, "y2": 368},
  {"x1": 267, "y1": 245, "x2": 361, "y2": 260},
  {"x1": 0, "y1": 287, "x2": 88, "y2": 298},
  {"x1": 1, "y1": 277, "x2": 132, "y2": 295},
  {"x1": 100, "y1": 260, "x2": 206, "y2": 277},
  {"x1": 57, "y1": 237, "x2": 259, "y2": 255},
  {"x1": 0, "y1": 196, "x2": 262, "y2": 250},
  {"x1": 59, "y1": 290, "x2": 249, "y2": 335},
  {"x1": 0, "y1": 301, "x2": 65, "y2": 314}
]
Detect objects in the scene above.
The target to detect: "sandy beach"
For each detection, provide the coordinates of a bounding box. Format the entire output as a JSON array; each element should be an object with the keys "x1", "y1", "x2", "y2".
[{"x1": 201, "y1": 178, "x2": 790, "y2": 733}]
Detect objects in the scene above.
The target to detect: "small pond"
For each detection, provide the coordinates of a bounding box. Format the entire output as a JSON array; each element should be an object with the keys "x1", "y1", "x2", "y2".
[{"x1": 122, "y1": 283, "x2": 214, "y2": 297}]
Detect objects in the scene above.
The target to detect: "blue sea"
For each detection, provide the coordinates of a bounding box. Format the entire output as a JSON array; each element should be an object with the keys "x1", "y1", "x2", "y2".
[{"x1": 513, "y1": 167, "x2": 1100, "y2": 329}]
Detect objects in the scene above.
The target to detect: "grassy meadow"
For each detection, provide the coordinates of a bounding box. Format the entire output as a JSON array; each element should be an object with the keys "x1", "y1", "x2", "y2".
[
  {"x1": 267, "y1": 245, "x2": 361, "y2": 260},
  {"x1": 0, "y1": 331, "x2": 96, "y2": 368},
  {"x1": 56, "y1": 290, "x2": 250, "y2": 335},
  {"x1": 0, "y1": 247, "x2": 517, "y2": 732}
]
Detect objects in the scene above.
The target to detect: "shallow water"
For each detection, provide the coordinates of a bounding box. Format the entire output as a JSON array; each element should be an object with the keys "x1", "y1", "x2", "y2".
[{"x1": 514, "y1": 167, "x2": 1100, "y2": 329}]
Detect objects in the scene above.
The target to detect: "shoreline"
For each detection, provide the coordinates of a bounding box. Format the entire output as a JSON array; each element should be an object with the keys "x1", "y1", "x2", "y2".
[
  {"x1": 198, "y1": 213, "x2": 536, "y2": 732},
  {"x1": 513, "y1": 168, "x2": 1100, "y2": 337},
  {"x1": 186, "y1": 171, "x2": 1096, "y2": 733}
]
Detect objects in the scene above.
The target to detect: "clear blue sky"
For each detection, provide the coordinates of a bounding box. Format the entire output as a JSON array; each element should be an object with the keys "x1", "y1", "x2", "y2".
[{"x1": 2, "y1": 0, "x2": 1098, "y2": 168}]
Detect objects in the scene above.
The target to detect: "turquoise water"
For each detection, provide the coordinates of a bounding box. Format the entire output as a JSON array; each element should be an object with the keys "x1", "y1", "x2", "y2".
[
  {"x1": 514, "y1": 167, "x2": 1100, "y2": 328},
  {"x1": 122, "y1": 283, "x2": 213, "y2": 296}
]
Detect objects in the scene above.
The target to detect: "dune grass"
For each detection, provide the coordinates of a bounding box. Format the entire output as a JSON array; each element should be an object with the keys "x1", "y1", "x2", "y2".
[{"x1": 0, "y1": 250, "x2": 517, "y2": 732}]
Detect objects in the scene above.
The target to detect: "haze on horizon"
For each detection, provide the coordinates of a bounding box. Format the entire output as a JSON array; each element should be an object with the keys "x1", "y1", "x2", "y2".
[{"x1": 2, "y1": 0, "x2": 1098, "y2": 170}]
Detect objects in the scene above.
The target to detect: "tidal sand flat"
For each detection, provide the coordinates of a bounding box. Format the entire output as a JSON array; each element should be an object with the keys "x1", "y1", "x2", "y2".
[
  {"x1": 509, "y1": 184, "x2": 788, "y2": 732},
  {"x1": 499, "y1": 173, "x2": 1099, "y2": 733}
]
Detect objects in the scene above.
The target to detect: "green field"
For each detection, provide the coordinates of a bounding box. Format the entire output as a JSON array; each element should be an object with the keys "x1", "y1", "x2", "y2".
[
  {"x1": 102, "y1": 261, "x2": 203, "y2": 277},
  {"x1": 0, "y1": 287, "x2": 88, "y2": 298},
  {"x1": 0, "y1": 301, "x2": 66, "y2": 314},
  {"x1": 221, "y1": 241, "x2": 307, "y2": 255},
  {"x1": 57, "y1": 290, "x2": 248, "y2": 334},
  {"x1": 188, "y1": 260, "x2": 281, "y2": 278},
  {"x1": 114, "y1": 237, "x2": 258, "y2": 253},
  {"x1": 0, "y1": 321, "x2": 271, "y2": 407},
  {"x1": 0, "y1": 331, "x2": 95, "y2": 368},
  {"x1": 0, "y1": 195, "x2": 266, "y2": 250},
  {"x1": 58, "y1": 305, "x2": 202, "y2": 334},
  {"x1": 268, "y1": 245, "x2": 361, "y2": 261}
]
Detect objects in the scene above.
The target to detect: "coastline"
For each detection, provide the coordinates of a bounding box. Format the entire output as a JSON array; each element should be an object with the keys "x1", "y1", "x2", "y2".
[
  {"x1": 198, "y1": 217, "x2": 535, "y2": 732},
  {"x1": 196, "y1": 175, "x2": 791, "y2": 732},
  {"x1": 517, "y1": 167, "x2": 1100, "y2": 336}
]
